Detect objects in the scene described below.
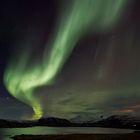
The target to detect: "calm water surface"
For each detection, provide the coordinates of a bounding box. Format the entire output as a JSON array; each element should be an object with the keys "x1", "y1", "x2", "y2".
[{"x1": 1, "y1": 126, "x2": 134, "y2": 140}]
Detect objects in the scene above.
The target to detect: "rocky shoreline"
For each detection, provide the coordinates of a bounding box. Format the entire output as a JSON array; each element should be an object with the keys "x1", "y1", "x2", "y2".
[{"x1": 12, "y1": 133, "x2": 140, "y2": 140}]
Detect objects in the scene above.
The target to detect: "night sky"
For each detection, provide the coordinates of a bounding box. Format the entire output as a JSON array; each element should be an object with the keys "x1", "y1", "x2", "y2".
[{"x1": 0, "y1": 0, "x2": 140, "y2": 121}]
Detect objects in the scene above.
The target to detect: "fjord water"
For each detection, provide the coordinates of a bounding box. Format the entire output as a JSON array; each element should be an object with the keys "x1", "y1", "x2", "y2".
[{"x1": 1, "y1": 127, "x2": 134, "y2": 140}]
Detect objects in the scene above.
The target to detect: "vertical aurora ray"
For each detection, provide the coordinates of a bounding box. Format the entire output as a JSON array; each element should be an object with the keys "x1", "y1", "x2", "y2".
[{"x1": 4, "y1": 0, "x2": 127, "y2": 119}]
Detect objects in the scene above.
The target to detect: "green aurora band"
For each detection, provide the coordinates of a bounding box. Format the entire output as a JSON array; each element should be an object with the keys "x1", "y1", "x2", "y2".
[{"x1": 4, "y1": 0, "x2": 127, "y2": 119}]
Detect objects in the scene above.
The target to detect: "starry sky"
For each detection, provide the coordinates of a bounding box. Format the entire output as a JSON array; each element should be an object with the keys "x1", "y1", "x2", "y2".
[{"x1": 0, "y1": 0, "x2": 140, "y2": 121}]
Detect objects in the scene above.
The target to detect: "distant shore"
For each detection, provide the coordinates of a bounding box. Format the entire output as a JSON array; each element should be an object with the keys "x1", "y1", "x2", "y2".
[{"x1": 12, "y1": 133, "x2": 140, "y2": 140}]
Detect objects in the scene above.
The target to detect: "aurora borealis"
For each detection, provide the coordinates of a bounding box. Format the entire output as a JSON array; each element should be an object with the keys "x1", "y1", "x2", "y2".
[{"x1": 0, "y1": 0, "x2": 140, "y2": 121}]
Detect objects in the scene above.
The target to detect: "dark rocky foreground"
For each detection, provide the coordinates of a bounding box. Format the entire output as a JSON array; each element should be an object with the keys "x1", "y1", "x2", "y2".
[{"x1": 12, "y1": 133, "x2": 140, "y2": 140}]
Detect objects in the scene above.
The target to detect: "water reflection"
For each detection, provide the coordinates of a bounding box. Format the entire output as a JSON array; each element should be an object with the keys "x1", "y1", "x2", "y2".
[{"x1": 1, "y1": 127, "x2": 134, "y2": 140}]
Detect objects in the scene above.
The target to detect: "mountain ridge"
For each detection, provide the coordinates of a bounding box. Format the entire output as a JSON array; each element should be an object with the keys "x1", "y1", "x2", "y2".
[{"x1": 0, "y1": 115, "x2": 139, "y2": 129}]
